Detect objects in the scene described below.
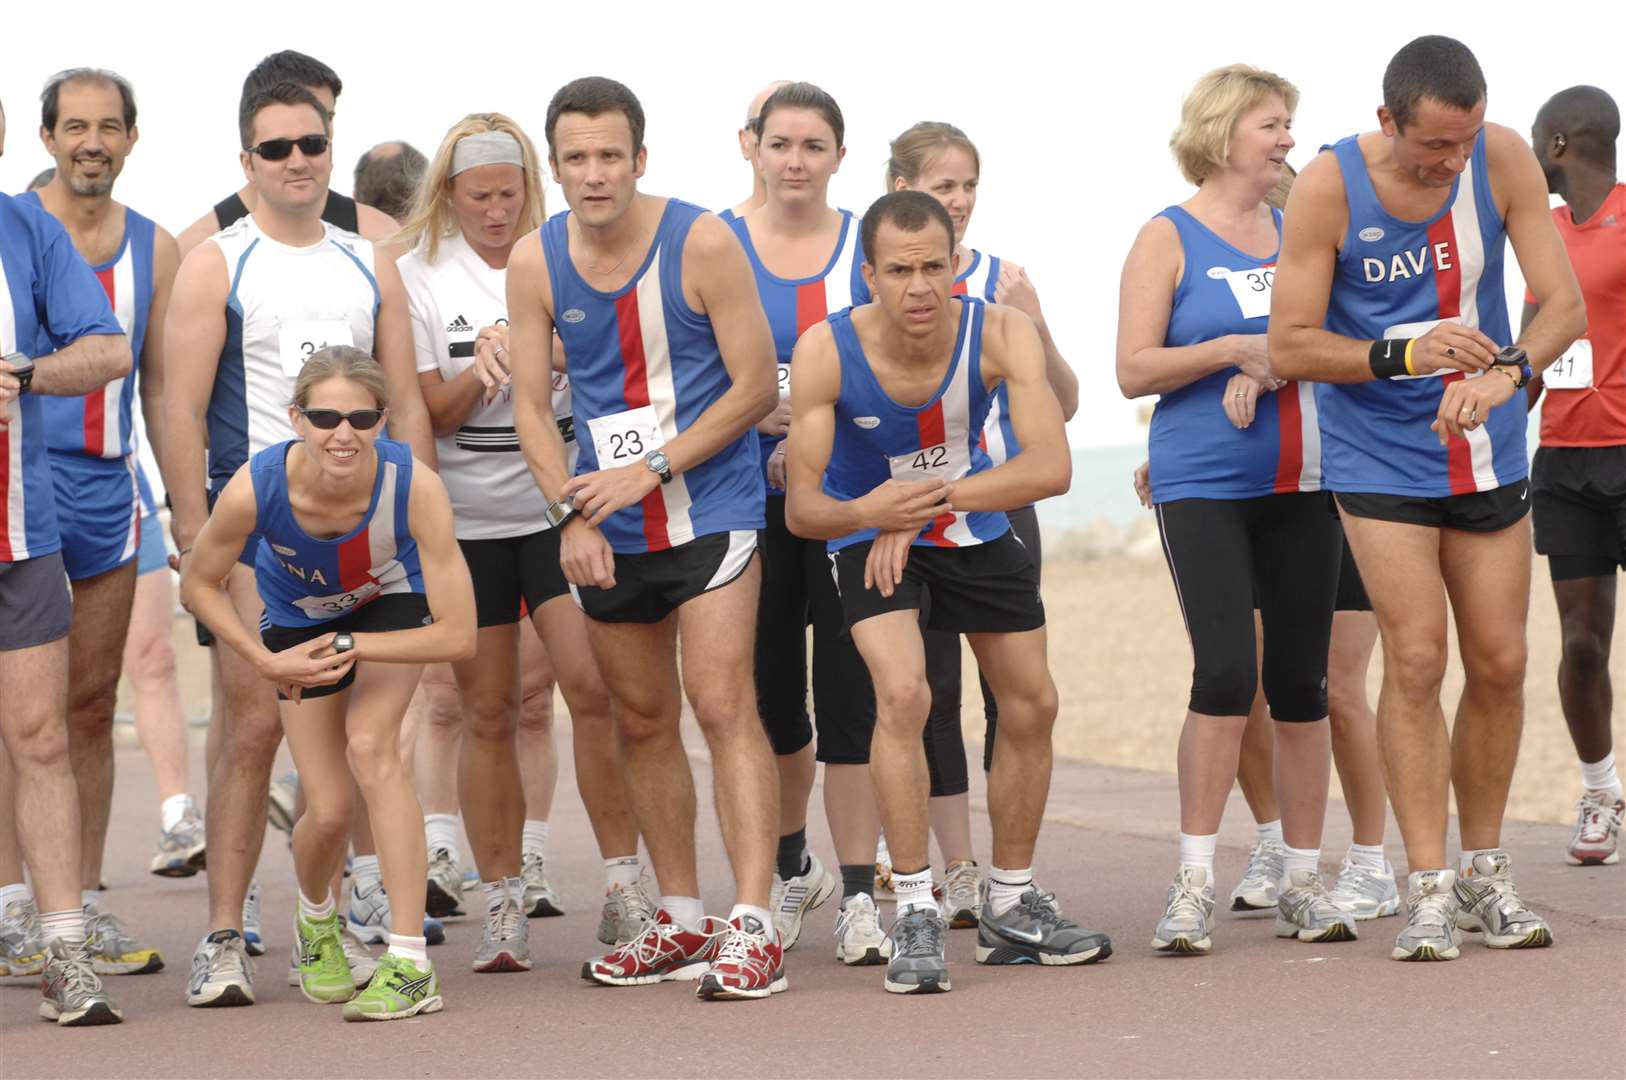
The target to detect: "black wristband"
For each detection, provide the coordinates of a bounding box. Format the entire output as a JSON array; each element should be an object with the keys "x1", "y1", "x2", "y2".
[{"x1": 1368, "y1": 338, "x2": 1409, "y2": 380}]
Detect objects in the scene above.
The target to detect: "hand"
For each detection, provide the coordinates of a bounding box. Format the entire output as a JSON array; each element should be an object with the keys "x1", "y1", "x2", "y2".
[
  {"x1": 562, "y1": 462, "x2": 660, "y2": 526},
  {"x1": 1230, "y1": 335, "x2": 1283, "y2": 390},
  {"x1": 558, "y1": 516, "x2": 616, "y2": 589},
  {"x1": 1132, "y1": 461, "x2": 1152, "y2": 509},
  {"x1": 765, "y1": 444, "x2": 787, "y2": 492},
  {"x1": 992, "y1": 263, "x2": 1043, "y2": 323},
  {"x1": 1222, "y1": 372, "x2": 1267, "y2": 429},
  {"x1": 257, "y1": 634, "x2": 356, "y2": 702},
  {"x1": 0, "y1": 361, "x2": 19, "y2": 428},
  {"x1": 864, "y1": 528, "x2": 916, "y2": 597},
  {"x1": 858, "y1": 477, "x2": 953, "y2": 532},
  {"x1": 756, "y1": 396, "x2": 791, "y2": 437},
  {"x1": 1409, "y1": 322, "x2": 1498, "y2": 376},
  {"x1": 1430, "y1": 369, "x2": 1517, "y2": 444},
  {"x1": 168, "y1": 519, "x2": 204, "y2": 574},
  {"x1": 472, "y1": 325, "x2": 513, "y2": 404}
]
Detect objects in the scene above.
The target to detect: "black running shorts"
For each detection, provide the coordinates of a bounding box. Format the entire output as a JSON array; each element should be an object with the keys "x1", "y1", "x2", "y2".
[
  {"x1": 459, "y1": 528, "x2": 570, "y2": 628},
  {"x1": 831, "y1": 530, "x2": 1043, "y2": 634},
  {"x1": 1335, "y1": 480, "x2": 1530, "y2": 533},
  {"x1": 0, "y1": 551, "x2": 73, "y2": 652},
  {"x1": 260, "y1": 593, "x2": 432, "y2": 699},
  {"x1": 572, "y1": 530, "x2": 757, "y2": 625},
  {"x1": 1531, "y1": 446, "x2": 1626, "y2": 580}
]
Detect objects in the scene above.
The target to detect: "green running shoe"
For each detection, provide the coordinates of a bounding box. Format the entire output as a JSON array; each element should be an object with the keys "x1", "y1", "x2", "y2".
[
  {"x1": 294, "y1": 911, "x2": 354, "y2": 1004},
  {"x1": 342, "y1": 953, "x2": 442, "y2": 1022}
]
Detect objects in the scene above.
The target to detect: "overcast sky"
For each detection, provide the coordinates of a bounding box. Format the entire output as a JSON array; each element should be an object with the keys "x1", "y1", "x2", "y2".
[{"x1": 2, "y1": 0, "x2": 1620, "y2": 451}]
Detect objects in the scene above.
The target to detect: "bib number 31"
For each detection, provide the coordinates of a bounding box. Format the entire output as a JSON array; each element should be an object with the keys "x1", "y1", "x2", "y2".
[{"x1": 278, "y1": 320, "x2": 356, "y2": 378}]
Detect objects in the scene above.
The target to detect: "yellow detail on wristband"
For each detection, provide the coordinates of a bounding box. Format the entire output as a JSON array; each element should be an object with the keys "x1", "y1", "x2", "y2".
[{"x1": 1403, "y1": 339, "x2": 1417, "y2": 377}]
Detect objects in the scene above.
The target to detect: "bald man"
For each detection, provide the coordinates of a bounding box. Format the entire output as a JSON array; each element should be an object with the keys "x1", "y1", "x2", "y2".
[
  {"x1": 721, "y1": 80, "x2": 791, "y2": 222},
  {"x1": 353, "y1": 141, "x2": 427, "y2": 221}
]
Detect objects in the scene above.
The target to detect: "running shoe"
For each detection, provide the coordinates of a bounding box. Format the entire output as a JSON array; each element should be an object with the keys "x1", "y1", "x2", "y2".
[
  {"x1": 149, "y1": 805, "x2": 207, "y2": 877},
  {"x1": 0, "y1": 897, "x2": 47, "y2": 977},
  {"x1": 583, "y1": 908, "x2": 724, "y2": 986},
  {"x1": 1454, "y1": 850, "x2": 1553, "y2": 949},
  {"x1": 342, "y1": 953, "x2": 442, "y2": 1022},
  {"x1": 187, "y1": 929, "x2": 256, "y2": 1006},
  {"x1": 1326, "y1": 857, "x2": 1401, "y2": 920},
  {"x1": 520, "y1": 851, "x2": 564, "y2": 918},
  {"x1": 833, "y1": 893, "x2": 891, "y2": 966},
  {"x1": 86, "y1": 902, "x2": 165, "y2": 974},
  {"x1": 1392, "y1": 869, "x2": 1462, "y2": 962},
  {"x1": 598, "y1": 877, "x2": 657, "y2": 946},
  {"x1": 874, "y1": 836, "x2": 896, "y2": 900},
  {"x1": 425, "y1": 847, "x2": 465, "y2": 919},
  {"x1": 977, "y1": 887, "x2": 1112, "y2": 965},
  {"x1": 1566, "y1": 790, "x2": 1624, "y2": 866},
  {"x1": 1273, "y1": 869, "x2": 1358, "y2": 943},
  {"x1": 347, "y1": 879, "x2": 447, "y2": 946},
  {"x1": 292, "y1": 910, "x2": 354, "y2": 1004},
  {"x1": 697, "y1": 913, "x2": 786, "y2": 1000},
  {"x1": 473, "y1": 890, "x2": 531, "y2": 973},
  {"x1": 940, "y1": 860, "x2": 984, "y2": 929},
  {"x1": 1152, "y1": 866, "x2": 1215, "y2": 954},
  {"x1": 288, "y1": 923, "x2": 378, "y2": 989},
  {"x1": 39, "y1": 938, "x2": 122, "y2": 1026},
  {"x1": 242, "y1": 878, "x2": 265, "y2": 956},
  {"x1": 769, "y1": 852, "x2": 836, "y2": 950},
  {"x1": 1229, "y1": 839, "x2": 1284, "y2": 912},
  {"x1": 884, "y1": 906, "x2": 950, "y2": 994},
  {"x1": 266, "y1": 772, "x2": 299, "y2": 835}
]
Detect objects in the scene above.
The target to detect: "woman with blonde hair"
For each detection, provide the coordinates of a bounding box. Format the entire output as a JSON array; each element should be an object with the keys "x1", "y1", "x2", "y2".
[
  {"x1": 1115, "y1": 64, "x2": 1350, "y2": 954},
  {"x1": 396, "y1": 114, "x2": 646, "y2": 975}
]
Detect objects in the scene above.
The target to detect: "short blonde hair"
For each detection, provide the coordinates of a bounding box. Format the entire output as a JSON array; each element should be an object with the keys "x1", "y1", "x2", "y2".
[
  {"x1": 1170, "y1": 65, "x2": 1299, "y2": 186},
  {"x1": 393, "y1": 112, "x2": 545, "y2": 263},
  {"x1": 292, "y1": 345, "x2": 389, "y2": 409}
]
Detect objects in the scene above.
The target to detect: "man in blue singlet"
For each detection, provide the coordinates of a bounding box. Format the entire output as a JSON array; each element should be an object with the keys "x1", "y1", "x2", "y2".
[
  {"x1": 784, "y1": 191, "x2": 1109, "y2": 994},
  {"x1": 1270, "y1": 35, "x2": 1587, "y2": 962}
]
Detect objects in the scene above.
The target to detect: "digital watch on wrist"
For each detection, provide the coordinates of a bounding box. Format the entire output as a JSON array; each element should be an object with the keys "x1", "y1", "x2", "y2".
[
  {"x1": 332, "y1": 632, "x2": 356, "y2": 655},
  {"x1": 3, "y1": 353, "x2": 35, "y2": 395},
  {"x1": 644, "y1": 449, "x2": 673, "y2": 484},
  {"x1": 1492, "y1": 346, "x2": 1532, "y2": 389},
  {"x1": 544, "y1": 496, "x2": 578, "y2": 529}
]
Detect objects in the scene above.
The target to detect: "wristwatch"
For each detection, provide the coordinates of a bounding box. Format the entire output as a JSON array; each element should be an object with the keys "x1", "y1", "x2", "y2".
[
  {"x1": 332, "y1": 632, "x2": 356, "y2": 655},
  {"x1": 544, "y1": 496, "x2": 578, "y2": 529},
  {"x1": 3, "y1": 353, "x2": 34, "y2": 395},
  {"x1": 1492, "y1": 345, "x2": 1532, "y2": 389},
  {"x1": 644, "y1": 448, "x2": 673, "y2": 485}
]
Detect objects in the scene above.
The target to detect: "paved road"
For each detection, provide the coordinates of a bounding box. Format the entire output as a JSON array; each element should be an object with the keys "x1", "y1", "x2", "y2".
[{"x1": 3, "y1": 726, "x2": 1622, "y2": 1079}]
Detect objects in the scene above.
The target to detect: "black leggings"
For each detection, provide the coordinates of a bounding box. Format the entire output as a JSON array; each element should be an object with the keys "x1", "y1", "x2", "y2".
[
  {"x1": 1155, "y1": 492, "x2": 1340, "y2": 721},
  {"x1": 920, "y1": 504, "x2": 1043, "y2": 797}
]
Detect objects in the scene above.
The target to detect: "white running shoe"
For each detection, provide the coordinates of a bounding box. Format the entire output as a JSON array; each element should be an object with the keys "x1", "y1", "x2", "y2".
[
  {"x1": 940, "y1": 861, "x2": 984, "y2": 929},
  {"x1": 1567, "y1": 790, "x2": 1624, "y2": 866},
  {"x1": 425, "y1": 846, "x2": 465, "y2": 919},
  {"x1": 188, "y1": 929, "x2": 255, "y2": 1007},
  {"x1": 770, "y1": 853, "x2": 837, "y2": 950},
  {"x1": 1327, "y1": 857, "x2": 1402, "y2": 920},
  {"x1": 520, "y1": 851, "x2": 564, "y2": 918},
  {"x1": 242, "y1": 879, "x2": 265, "y2": 956},
  {"x1": 1152, "y1": 866, "x2": 1215, "y2": 954},
  {"x1": 1229, "y1": 839, "x2": 1284, "y2": 912},
  {"x1": 833, "y1": 893, "x2": 892, "y2": 966},
  {"x1": 598, "y1": 876, "x2": 657, "y2": 946}
]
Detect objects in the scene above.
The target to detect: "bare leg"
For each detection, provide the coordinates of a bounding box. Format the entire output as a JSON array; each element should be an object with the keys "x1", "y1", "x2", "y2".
[
  {"x1": 966, "y1": 627, "x2": 1058, "y2": 870},
  {"x1": 125, "y1": 568, "x2": 190, "y2": 803},
  {"x1": 1177, "y1": 712, "x2": 1249, "y2": 835},
  {"x1": 65, "y1": 561, "x2": 138, "y2": 887},
  {"x1": 1552, "y1": 576, "x2": 1617, "y2": 766},
  {"x1": 414, "y1": 665, "x2": 463, "y2": 816},
  {"x1": 343, "y1": 663, "x2": 427, "y2": 939},
  {"x1": 1327, "y1": 611, "x2": 1385, "y2": 845},
  {"x1": 514, "y1": 622, "x2": 559, "y2": 824},
  {"x1": 281, "y1": 692, "x2": 355, "y2": 903},
  {"x1": 452, "y1": 623, "x2": 523, "y2": 881},
  {"x1": 823, "y1": 764, "x2": 881, "y2": 867},
  {"x1": 928, "y1": 793, "x2": 975, "y2": 866},
  {"x1": 776, "y1": 744, "x2": 815, "y2": 837},
  {"x1": 0, "y1": 638, "x2": 81, "y2": 915},
  {"x1": 1273, "y1": 720, "x2": 1333, "y2": 851},
  {"x1": 851, "y1": 611, "x2": 933, "y2": 872}
]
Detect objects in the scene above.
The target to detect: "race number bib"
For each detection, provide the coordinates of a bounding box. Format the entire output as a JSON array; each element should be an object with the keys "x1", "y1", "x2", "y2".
[
  {"x1": 777, "y1": 363, "x2": 792, "y2": 399},
  {"x1": 291, "y1": 580, "x2": 380, "y2": 620},
  {"x1": 888, "y1": 441, "x2": 970, "y2": 483},
  {"x1": 1224, "y1": 267, "x2": 1275, "y2": 320},
  {"x1": 278, "y1": 320, "x2": 355, "y2": 377},
  {"x1": 1544, "y1": 339, "x2": 1593, "y2": 390},
  {"x1": 586, "y1": 405, "x2": 666, "y2": 468}
]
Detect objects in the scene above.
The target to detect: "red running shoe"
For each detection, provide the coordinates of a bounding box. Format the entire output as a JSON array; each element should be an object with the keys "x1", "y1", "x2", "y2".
[
  {"x1": 582, "y1": 909, "x2": 723, "y2": 986},
  {"x1": 697, "y1": 914, "x2": 787, "y2": 1000}
]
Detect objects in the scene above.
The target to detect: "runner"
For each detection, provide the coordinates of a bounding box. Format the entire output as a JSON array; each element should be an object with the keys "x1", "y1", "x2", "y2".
[
  {"x1": 732, "y1": 82, "x2": 889, "y2": 962},
  {"x1": 720, "y1": 81, "x2": 789, "y2": 223},
  {"x1": 397, "y1": 112, "x2": 643, "y2": 970},
  {"x1": 1269, "y1": 34, "x2": 1586, "y2": 960},
  {"x1": 508, "y1": 76, "x2": 785, "y2": 1000},
  {"x1": 785, "y1": 190, "x2": 1109, "y2": 993},
  {"x1": 1524, "y1": 84, "x2": 1624, "y2": 866},
  {"x1": 162, "y1": 80, "x2": 432, "y2": 1006},
  {"x1": 179, "y1": 346, "x2": 474, "y2": 1021},
  {"x1": 355, "y1": 141, "x2": 428, "y2": 221},
  {"x1": 0, "y1": 95, "x2": 132, "y2": 1025}
]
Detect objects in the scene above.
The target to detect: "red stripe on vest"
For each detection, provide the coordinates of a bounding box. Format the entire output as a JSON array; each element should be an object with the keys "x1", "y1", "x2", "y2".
[
  {"x1": 0, "y1": 429, "x2": 13, "y2": 562},
  {"x1": 83, "y1": 266, "x2": 118, "y2": 457},
  {"x1": 1426, "y1": 213, "x2": 1474, "y2": 493},
  {"x1": 613, "y1": 290, "x2": 670, "y2": 550},
  {"x1": 915, "y1": 401, "x2": 956, "y2": 547},
  {"x1": 951, "y1": 279, "x2": 969, "y2": 297},
  {"x1": 1273, "y1": 380, "x2": 1304, "y2": 493},
  {"x1": 795, "y1": 279, "x2": 828, "y2": 336},
  {"x1": 336, "y1": 529, "x2": 374, "y2": 592}
]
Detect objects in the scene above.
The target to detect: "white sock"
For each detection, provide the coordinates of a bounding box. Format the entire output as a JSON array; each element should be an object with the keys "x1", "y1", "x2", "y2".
[
  {"x1": 893, "y1": 867, "x2": 936, "y2": 914},
  {"x1": 299, "y1": 890, "x2": 335, "y2": 921},
  {"x1": 39, "y1": 908, "x2": 87, "y2": 948},
  {"x1": 481, "y1": 879, "x2": 510, "y2": 911},
  {"x1": 661, "y1": 895, "x2": 705, "y2": 932},
  {"x1": 728, "y1": 903, "x2": 773, "y2": 933},
  {"x1": 1280, "y1": 844, "x2": 1320, "y2": 882},
  {"x1": 0, "y1": 883, "x2": 31, "y2": 910},
  {"x1": 1255, "y1": 819, "x2": 1283, "y2": 845},
  {"x1": 986, "y1": 865, "x2": 1034, "y2": 918},
  {"x1": 604, "y1": 856, "x2": 640, "y2": 891},
  {"x1": 1581, "y1": 751, "x2": 1623, "y2": 800},
  {"x1": 1347, "y1": 843, "x2": 1387, "y2": 872},
  {"x1": 160, "y1": 793, "x2": 195, "y2": 832},
  {"x1": 386, "y1": 933, "x2": 429, "y2": 968},
  {"x1": 1178, "y1": 832, "x2": 1218, "y2": 877},
  {"x1": 423, "y1": 814, "x2": 461, "y2": 864},
  {"x1": 522, "y1": 819, "x2": 550, "y2": 858},
  {"x1": 1458, "y1": 848, "x2": 1499, "y2": 875},
  {"x1": 352, "y1": 855, "x2": 382, "y2": 891}
]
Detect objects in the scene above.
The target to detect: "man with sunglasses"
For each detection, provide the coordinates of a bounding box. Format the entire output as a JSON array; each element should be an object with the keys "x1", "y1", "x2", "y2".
[
  {"x1": 162, "y1": 80, "x2": 432, "y2": 1009},
  {"x1": 720, "y1": 81, "x2": 789, "y2": 223}
]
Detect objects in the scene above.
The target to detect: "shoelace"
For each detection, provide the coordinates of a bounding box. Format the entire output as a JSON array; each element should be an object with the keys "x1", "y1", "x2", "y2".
[
  {"x1": 895, "y1": 912, "x2": 942, "y2": 956},
  {"x1": 1015, "y1": 889, "x2": 1066, "y2": 927},
  {"x1": 208, "y1": 937, "x2": 253, "y2": 980},
  {"x1": 712, "y1": 924, "x2": 769, "y2": 970},
  {"x1": 1166, "y1": 880, "x2": 1208, "y2": 921},
  {"x1": 1575, "y1": 797, "x2": 1620, "y2": 842},
  {"x1": 1407, "y1": 887, "x2": 1454, "y2": 931},
  {"x1": 837, "y1": 898, "x2": 881, "y2": 937},
  {"x1": 56, "y1": 944, "x2": 105, "y2": 997},
  {"x1": 489, "y1": 898, "x2": 525, "y2": 941}
]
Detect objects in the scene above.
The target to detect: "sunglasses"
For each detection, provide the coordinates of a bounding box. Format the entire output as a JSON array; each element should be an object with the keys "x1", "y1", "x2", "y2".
[
  {"x1": 247, "y1": 134, "x2": 330, "y2": 161},
  {"x1": 298, "y1": 406, "x2": 384, "y2": 431}
]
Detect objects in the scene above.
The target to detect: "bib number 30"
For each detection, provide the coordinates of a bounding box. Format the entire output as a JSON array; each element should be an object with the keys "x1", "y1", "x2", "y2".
[{"x1": 1224, "y1": 267, "x2": 1275, "y2": 321}]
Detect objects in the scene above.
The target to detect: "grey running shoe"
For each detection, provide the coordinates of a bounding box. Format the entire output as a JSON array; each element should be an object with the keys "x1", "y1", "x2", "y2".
[
  {"x1": 242, "y1": 878, "x2": 265, "y2": 956},
  {"x1": 977, "y1": 887, "x2": 1112, "y2": 966},
  {"x1": 1326, "y1": 857, "x2": 1401, "y2": 920},
  {"x1": 1566, "y1": 790, "x2": 1624, "y2": 866},
  {"x1": 770, "y1": 852, "x2": 836, "y2": 950},
  {"x1": 86, "y1": 903, "x2": 165, "y2": 974},
  {"x1": 940, "y1": 860, "x2": 984, "y2": 929},
  {"x1": 1230, "y1": 839, "x2": 1284, "y2": 911},
  {"x1": 188, "y1": 929, "x2": 256, "y2": 1006},
  {"x1": 149, "y1": 806, "x2": 207, "y2": 878},
  {"x1": 1392, "y1": 869, "x2": 1462, "y2": 962},
  {"x1": 599, "y1": 876, "x2": 658, "y2": 946},
  {"x1": 473, "y1": 890, "x2": 532, "y2": 973},
  {"x1": 266, "y1": 772, "x2": 299, "y2": 834},
  {"x1": 1152, "y1": 867, "x2": 1215, "y2": 954},
  {"x1": 1274, "y1": 869, "x2": 1358, "y2": 943},
  {"x1": 1453, "y1": 851, "x2": 1553, "y2": 950},
  {"x1": 39, "y1": 938, "x2": 123, "y2": 1026},
  {"x1": 884, "y1": 907, "x2": 951, "y2": 994},
  {"x1": 520, "y1": 851, "x2": 564, "y2": 918},
  {"x1": 0, "y1": 898, "x2": 47, "y2": 977},
  {"x1": 425, "y1": 846, "x2": 465, "y2": 919},
  {"x1": 833, "y1": 892, "x2": 891, "y2": 966}
]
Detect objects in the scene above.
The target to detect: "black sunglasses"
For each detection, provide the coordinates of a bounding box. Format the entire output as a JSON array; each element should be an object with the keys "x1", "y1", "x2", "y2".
[
  {"x1": 247, "y1": 134, "x2": 330, "y2": 161},
  {"x1": 298, "y1": 406, "x2": 384, "y2": 431}
]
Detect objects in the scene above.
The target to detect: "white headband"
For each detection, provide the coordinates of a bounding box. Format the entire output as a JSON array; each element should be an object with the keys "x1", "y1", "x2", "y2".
[{"x1": 450, "y1": 131, "x2": 524, "y2": 177}]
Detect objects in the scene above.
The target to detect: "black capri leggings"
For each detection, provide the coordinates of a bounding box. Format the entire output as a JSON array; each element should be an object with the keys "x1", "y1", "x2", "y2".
[{"x1": 1155, "y1": 492, "x2": 1340, "y2": 721}]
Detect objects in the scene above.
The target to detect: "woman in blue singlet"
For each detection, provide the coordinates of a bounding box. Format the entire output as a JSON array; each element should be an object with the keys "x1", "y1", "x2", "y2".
[{"x1": 181, "y1": 346, "x2": 475, "y2": 1021}]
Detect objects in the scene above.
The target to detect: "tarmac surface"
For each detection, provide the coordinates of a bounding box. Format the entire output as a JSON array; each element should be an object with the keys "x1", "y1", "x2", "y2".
[{"x1": 2, "y1": 723, "x2": 1623, "y2": 1079}]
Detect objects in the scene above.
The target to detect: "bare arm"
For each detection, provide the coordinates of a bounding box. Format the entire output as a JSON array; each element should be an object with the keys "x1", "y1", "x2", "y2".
[
  {"x1": 356, "y1": 203, "x2": 406, "y2": 262},
  {"x1": 161, "y1": 242, "x2": 230, "y2": 550},
  {"x1": 995, "y1": 262, "x2": 1079, "y2": 419},
  {"x1": 138, "y1": 226, "x2": 180, "y2": 485},
  {"x1": 1519, "y1": 300, "x2": 1544, "y2": 409},
  {"x1": 26, "y1": 333, "x2": 130, "y2": 396},
  {"x1": 1490, "y1": 125, "x2": 1586, "y2": 369},
  {"x1": 174, "y1": 206, "x2": 222, "y2": 261},
  {"x1": 508, "y1": 233, "x2": 574, "y2": 505},
  {"x1": 372, "y1": 255, "x2": 435, "y2": 466}
]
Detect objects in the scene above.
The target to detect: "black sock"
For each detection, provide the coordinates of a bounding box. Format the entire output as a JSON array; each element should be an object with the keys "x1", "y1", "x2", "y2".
[
  {"x1": 776, "y1": 828, "x2": 808, "y2": 881},
  {"x1": 840, "y1": 864, "x2": 873, "y2": 902}
]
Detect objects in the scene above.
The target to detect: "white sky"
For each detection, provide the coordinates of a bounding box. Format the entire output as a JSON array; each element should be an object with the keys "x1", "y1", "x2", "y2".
[{"x1": 1, "y1": 0, "x2": 1620, "y2": 450}]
